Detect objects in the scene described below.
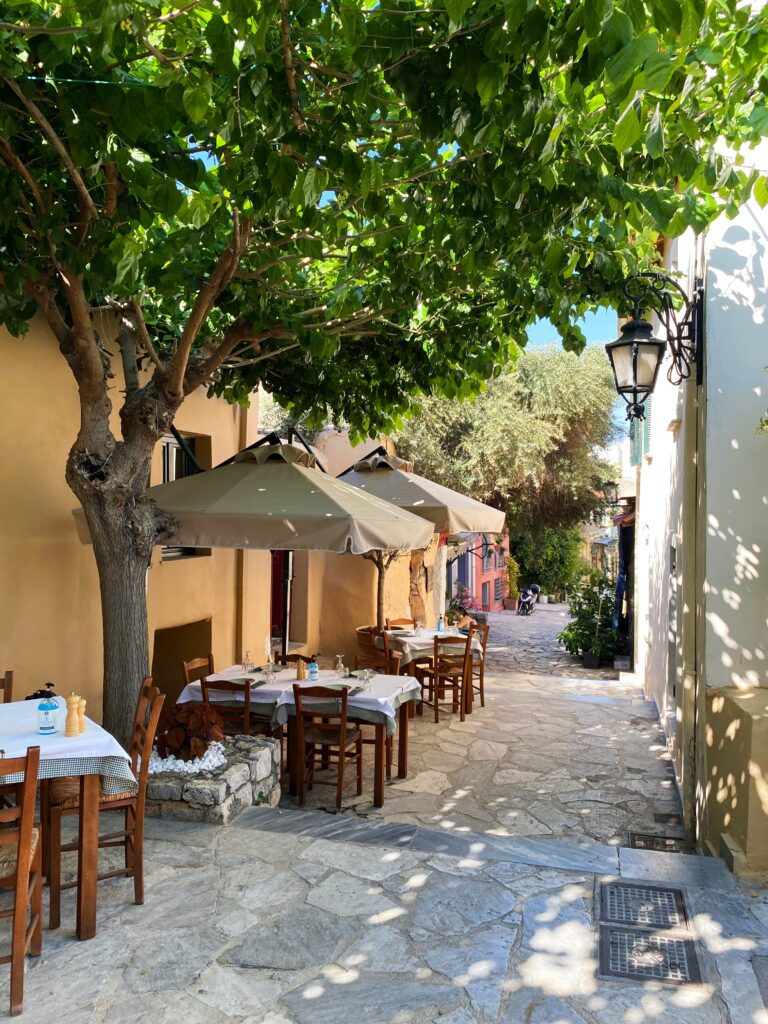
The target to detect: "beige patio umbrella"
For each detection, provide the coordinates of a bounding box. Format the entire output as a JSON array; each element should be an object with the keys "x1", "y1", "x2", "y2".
[
  {"x1": 339, "y1": 449, "x2": 506, "y2": 533},
  {"x1": 339, "y1": 449, "x2": 505, "y2": 626},
  {"x1": 145, "y1": 444, "x2": 434, "y2": 554}
]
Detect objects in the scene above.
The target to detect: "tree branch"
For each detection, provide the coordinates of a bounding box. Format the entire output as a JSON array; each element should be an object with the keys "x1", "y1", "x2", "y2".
[
  {"x1": 118, "y1": 316, "x2": 140, "y2": 395},
  {"x1": 103, "y1": 161, "x2": 119, "y2": 218},
  {"x1": 0, "y1": 137, "x2": 45, "y2": 211},
  {"x1": 279, "y1": 0, "x2": 308, "y2": 131},
  {"x1": 129, "y1": 297, "x2": 164, "y2": 370},
  {"x1": 4, "y1": 77, "x2": 98, "y2": 227},
  {"x1": 24, "y1": 278, "x2": 70, "y2": 347},
  {"x1": 184, "y1": 319, "x2": 293, "y2": 392},
  {"x1": 0, "y1": 20, "x2": 86, "y2": 35},
  {"x1": 166, "y1": 208, "x2": 251, "y2": 397}
]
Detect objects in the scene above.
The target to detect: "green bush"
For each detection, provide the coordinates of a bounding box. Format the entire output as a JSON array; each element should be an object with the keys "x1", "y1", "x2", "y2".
[
  {"x1": 512, "y1": 525, "x2": 587, "y2": 595},
  {"x1": 505, "y1": 554, "x2": 521, "y2": 599},
  {"x1": 558, "y1": 571, "x2": 617, "y2": 662}
]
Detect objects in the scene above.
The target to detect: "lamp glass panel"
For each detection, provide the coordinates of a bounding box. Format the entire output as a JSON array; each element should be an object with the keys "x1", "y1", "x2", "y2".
[
  {"x1": 609, "y1": 342, "x2": 636, "y2": 392},
  {"x1": 635, "y1": 342, "x2": 664, "y2": 389}
]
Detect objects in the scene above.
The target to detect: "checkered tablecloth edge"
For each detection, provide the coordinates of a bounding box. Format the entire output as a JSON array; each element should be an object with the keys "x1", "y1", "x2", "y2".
[{"x1": 0, "y1": 754, "x2": 137, "y2": 796}]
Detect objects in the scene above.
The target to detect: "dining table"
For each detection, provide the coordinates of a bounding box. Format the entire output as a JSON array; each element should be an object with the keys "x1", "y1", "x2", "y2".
[
  {"x1": 178, "y1": 666, "x2": 421, "y2": 806},
  {"x1": 0, "y1": 697, "x2": 136, "y2": 940},
  {"x1": 381, "y1": 627, "x2": 484, "y2": 712}
]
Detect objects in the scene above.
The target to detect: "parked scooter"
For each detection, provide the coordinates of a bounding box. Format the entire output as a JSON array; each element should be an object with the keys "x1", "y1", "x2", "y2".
[{"x1": 516, "y1": 584, "x2": 541, "y2": 616}]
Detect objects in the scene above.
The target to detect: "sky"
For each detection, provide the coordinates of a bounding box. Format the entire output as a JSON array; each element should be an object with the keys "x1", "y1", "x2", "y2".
[{"x1": 525, "y1": 306, "x2": 618, "y2": 347}]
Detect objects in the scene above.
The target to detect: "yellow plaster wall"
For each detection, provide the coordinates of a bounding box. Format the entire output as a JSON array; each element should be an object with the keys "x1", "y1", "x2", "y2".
[
  {"x1": 705, "y1": 687, "x2": 768, "y2": 874},
  {"x1": 0, "y1": 317, "x2": 267, "y2": 719}
]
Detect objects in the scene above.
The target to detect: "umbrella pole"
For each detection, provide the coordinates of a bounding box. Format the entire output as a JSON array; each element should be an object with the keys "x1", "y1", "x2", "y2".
[{"x1": 281, "y1": 550, "x2": 293, "y2": 658}]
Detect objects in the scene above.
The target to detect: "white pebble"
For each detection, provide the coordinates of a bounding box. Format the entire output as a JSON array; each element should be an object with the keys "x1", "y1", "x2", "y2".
[{"x1": 149, "y1": 741, "x2": 227, "y2": 775}]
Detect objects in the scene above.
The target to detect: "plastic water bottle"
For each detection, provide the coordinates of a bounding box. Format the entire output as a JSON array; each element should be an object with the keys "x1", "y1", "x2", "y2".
[
  {"x1": 38, "y1": 683, "x2": 59, "y2": 735},
  {"x1": 437, "y1": 615, "x2": 444, "y2": 633},
  {"x1": 309, "y1": 657, "x2": 319, "y2": 682}
]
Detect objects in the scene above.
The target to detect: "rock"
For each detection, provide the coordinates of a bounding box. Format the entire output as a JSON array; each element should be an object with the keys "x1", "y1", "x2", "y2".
[
  {"x1": 248, "y1": 746, "x2": 274, "y2": 782},
  {"x1": 281, "y1": 976, "x2": 461, "y2": 1024},
  {"x1": 224, "y1": 905, "x2": 357, "y2": 970},
  {"x1": 298, "y1": 838, "x2": 419, "y2": 881},
  {"x1": 391, "y1": 770, "x2": 452, "y2": 795},
  {"x1": 306, "y1": 871, "x2": 397, "y2": 918},
  {"x1": 147, "y1": 777, "x2": 184, "y2": 802},
  {"x1": 407, "y1": 873, "x2": 516, "y2": 935},
  {"x1": 424, "y1": 922, "x2": 519, "y2": 1019},
  {"x1": 182, "y1": 778, "x2": 228, "y2": 807},
  {"x1": 220, "y1": 762, "x2": 250, "y2": 791},
  {"x1": 340, "y1": 924, "x2": 421, "y2": 974}
]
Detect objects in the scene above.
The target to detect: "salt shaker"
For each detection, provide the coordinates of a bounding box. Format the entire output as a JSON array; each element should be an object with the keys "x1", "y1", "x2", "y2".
[{"x1": 78, "y1": 698, "x2": 87, "y2": 734}]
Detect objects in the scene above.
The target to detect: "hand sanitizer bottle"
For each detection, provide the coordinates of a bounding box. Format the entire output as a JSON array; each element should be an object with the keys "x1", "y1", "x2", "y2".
[
  {"x1": 309, "y1": 657, "x2": 319, "y2": 683},
  {"x1": 38, "y1": 683, "x2": 59, "y2": 735},
  {"x1": 437, "y1": 615, "x2": 444, "y2": 633}
]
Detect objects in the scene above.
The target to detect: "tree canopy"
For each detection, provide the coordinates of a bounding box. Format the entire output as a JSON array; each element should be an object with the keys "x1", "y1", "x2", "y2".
[
  {"x1": 395, "y1": 345, "x2": 619, "y2": 530},
  {"x1": 1, "y1": 0, "x2": 767, "y2": 437}
]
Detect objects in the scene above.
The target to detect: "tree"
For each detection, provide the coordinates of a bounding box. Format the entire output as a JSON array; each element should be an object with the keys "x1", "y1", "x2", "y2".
[
  {"x1": 0, "y1": 1, "x2": 765, "y2": 739},
  {"x1": 513, "y1": 525, "x2": 586, "y2": 595},
  {"x1": 395, "y1": 345, "x2": 619, "y2": 530}
]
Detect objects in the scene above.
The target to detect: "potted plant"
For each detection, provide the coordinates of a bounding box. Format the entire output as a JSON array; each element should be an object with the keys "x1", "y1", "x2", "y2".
[
  {"x1": 557, "y1": 571, "x2": 617, "y2": 667},
  {"x1": 503, "y1": 555, "x2": 521, "y2": 610}
]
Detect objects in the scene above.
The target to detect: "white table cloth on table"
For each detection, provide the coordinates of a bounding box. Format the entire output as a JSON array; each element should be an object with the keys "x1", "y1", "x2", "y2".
[
  {"x1": 0, "y1": 698, "x2": 136, "y2": 795},
  {"x1": 178, "y1": 667, "x2": 420, "y2": 737},
  {"x1": 382, "y1": 628, "x2": 483, "y2": 668}
]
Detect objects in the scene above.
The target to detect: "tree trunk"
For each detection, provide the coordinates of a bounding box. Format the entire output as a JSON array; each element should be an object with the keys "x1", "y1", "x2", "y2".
[
  {"x1": 409, "y1": 550, "x2": 427, "y2": 625},
  {"x1": 376, "y1": 558, "x2": 386, "y2": 629}
]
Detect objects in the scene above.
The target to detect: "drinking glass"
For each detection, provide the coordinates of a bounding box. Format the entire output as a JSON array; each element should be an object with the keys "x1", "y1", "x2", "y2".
[
  {"x1": 335, "y1": 654, "x2": 346, "y2": 678},
  {"x1": 242, "y1": 650, "x2": 252, "y2": 673}
]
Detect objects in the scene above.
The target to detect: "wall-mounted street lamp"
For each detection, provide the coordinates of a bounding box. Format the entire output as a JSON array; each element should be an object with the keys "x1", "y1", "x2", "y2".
[{"x1": 606, "y1": 272, "x2": 703, "y2": 421}]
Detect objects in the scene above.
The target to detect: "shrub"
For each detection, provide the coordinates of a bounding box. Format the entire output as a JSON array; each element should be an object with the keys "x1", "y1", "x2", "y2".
[
  {"x1": 156, "y1": 702, "x2": 225, "y2": 761},
  {"x1": 449, "y1": 582, "x2": 481, "y2": 613},
  {"x1": 558, "y1": 571, "x2": 617, "y2": 661},
  {"x1": 505, "y1": 554, "x2": 521, "y2": 599}
]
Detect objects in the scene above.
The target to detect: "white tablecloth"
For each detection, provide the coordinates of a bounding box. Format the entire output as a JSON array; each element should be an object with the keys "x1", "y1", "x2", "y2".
[
  {"x1": 179, "y1": 666, "x2": 420, "y2": 736},
  {"x1": 0, "y1": 698, "x2": 136, "y2": 794},
  {"x1": 383, "y1": 628, "x2": 483, "y2": 667}
]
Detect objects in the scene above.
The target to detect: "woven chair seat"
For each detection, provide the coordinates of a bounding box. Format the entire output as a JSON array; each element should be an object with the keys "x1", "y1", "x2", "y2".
[
  {"x1": 0, "y1": 829, "x2": 38, "y2": 880},
  {"x1": 304, "y1": 725, "x2": 361, "y2": 747},
  {"x1": 48, "y1": 776, "x2": 132, "y2": 810}
]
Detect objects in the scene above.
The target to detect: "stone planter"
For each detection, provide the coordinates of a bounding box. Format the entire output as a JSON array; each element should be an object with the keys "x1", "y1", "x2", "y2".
[
  {"x1": 503, "y1": 597, "x2": 518, "y2": 611},
  {"x1": 146, "y1": 735, "x2": 281, "y2": 825}
]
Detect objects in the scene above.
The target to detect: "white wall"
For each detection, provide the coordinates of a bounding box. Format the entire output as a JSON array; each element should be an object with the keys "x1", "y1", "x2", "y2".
[{"x1": 703, "y1": 195, "x2": 768, "y2": 688}]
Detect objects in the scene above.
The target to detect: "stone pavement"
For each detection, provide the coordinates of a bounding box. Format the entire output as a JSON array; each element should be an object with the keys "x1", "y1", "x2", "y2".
[
  {"x1": 287, "y1": 606, "x2": 684, "y2": 847},
  {"x1": 3, "y1": 807, "x2": 767, "y2": 1024}
]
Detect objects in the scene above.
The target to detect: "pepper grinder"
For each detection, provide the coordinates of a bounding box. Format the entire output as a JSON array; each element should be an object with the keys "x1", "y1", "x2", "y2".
[
  {"x1": 78, "y1": 697, "x2": 87, "y2": 734},
  {"x1": 296, "y1": 659, "x2": 306, "y2": 681},
  {"x1": 65, "y1": 693, "x2": 80, "y2": 738}
]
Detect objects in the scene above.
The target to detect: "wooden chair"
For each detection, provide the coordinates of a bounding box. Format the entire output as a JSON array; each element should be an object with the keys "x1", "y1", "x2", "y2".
[
  {"x1": 469, "y1": 623, "x2": 490, "y2": 708},
  {"x1": 385, "y1": 617, "x2": 416, "y2": 629},
  {"x1": 200, "y1": 677, "x2": 283, "y2": 747},
  {"x1": 43, "y1": 679, "x2": 165, "y2": 930},
  {"x1": 2, "y1": 670, "x2": 13, "y2": 703},
  {"x1": 415, "y1": 634, "x2": 473, "y2": 723},
  {"x1": 0, "y1": 745, "x2": 42, "y2": 1016},
  {"x1": 182, "y1": 654, "x2": 214, "y2": 687},
  {"x1": 355, "y1": 651, "x2": 403, "y2": 778},
  {"x1": 293, "y1": 685, "x2": 363, "y2": 810},
  {"x1": 274, "y1": 653, "x2": 311, "y2": 666}
]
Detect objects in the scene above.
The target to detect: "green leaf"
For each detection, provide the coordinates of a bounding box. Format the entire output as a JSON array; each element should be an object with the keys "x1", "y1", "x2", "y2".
[
  {"x1": 612, "y1": 102, "x2": 642, "y2": 151},
  {"x1": 183, "y1": 78, "x2": 213, "y2": 124},
  {"x1": 645, "y1": 104, "x2": 664, "y2": 159},
  {"x1": 476, "y1": 63, "x2": 505, "y2": 106},
  {"x1": 753, "y1": 176, "x2": 768, "y2": 209},
  {"x1": 444, "y1": 0, "x2": 472, "y2": 24},
  {"x1": 747, "y1": 104, "x2": 768, "y2": 136},
  {"x1": 361, "y1": 160, "x2": 384, "y2": 197}
]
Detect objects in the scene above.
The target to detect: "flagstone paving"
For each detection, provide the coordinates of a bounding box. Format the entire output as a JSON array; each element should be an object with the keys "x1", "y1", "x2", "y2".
[
  {"x1": 286, "y1": 606, "x2": 683, "y2": 846},
  {"x1": 4, "y1": 810, "x2": 767, "y2": 1024}
]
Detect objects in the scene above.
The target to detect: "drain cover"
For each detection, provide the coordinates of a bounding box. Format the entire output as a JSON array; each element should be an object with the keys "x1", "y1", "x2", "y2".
[
  {"x1": 628, "y1": 832, "x2": 685, "y2": 853},
  {"x1": 601, "y1": 881, "x2": 688, "y2": 929},
  {"x1": 599, "y1": 927, "x2": 701, "y2": 984}
]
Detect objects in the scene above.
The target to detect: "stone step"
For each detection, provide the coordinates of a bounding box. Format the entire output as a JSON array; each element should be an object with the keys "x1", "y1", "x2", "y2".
[{"x1": 234, "y1": 806, "x2": 735, "y2": 890}]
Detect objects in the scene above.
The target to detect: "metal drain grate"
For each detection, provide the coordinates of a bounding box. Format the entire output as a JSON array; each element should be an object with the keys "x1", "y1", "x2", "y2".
[
  {"x1": 599, "y1": 926, "x2": 701, "y2": 984},
  {"x1": 601, "y1": 881, "x2": 688, "y2": 929},
  {"x1": 628, "y1": 832, "x2": 685, "y2": 853}
]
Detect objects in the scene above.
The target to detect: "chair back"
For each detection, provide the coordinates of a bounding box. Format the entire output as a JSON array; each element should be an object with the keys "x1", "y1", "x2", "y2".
[
  {"x1": 293, "y1": 684, "x2": 349, "y2": 750},
  {"x1": 433, "y1": 633, "x2": 473, "y2": 681},
  {"x1": 1, "y1": 670, "x2": 12, "y2": 703},
  {"x1": 389, "y1": 650, "x2": 404, "y2": 675},
  {"x1": 274, "y1": 653, "x2": 311, "y2": 666},
  {"x1": 471, "y1": 622, "x2": 490, "y2": 658},
  {"x1": 182, "y1": 655, "x2": 214, "y2": 687},
  {"x1": 201, "y1": 678, "x2": 251, "y2": 734},
  {"x1": 386, "y1": 617, "x2": 416, "y2": 629},
  {"x1": 129, "y1": 679, "x2": 165, "y2": 800},
  {"x1": 0, "y1": 746, "x2": 40, "y2": 893}
]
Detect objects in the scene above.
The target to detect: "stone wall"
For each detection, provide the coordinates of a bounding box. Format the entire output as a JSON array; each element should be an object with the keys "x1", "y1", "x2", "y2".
[{"x1": 146, "y1": 736, "x2": 281, "y2": 824}]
